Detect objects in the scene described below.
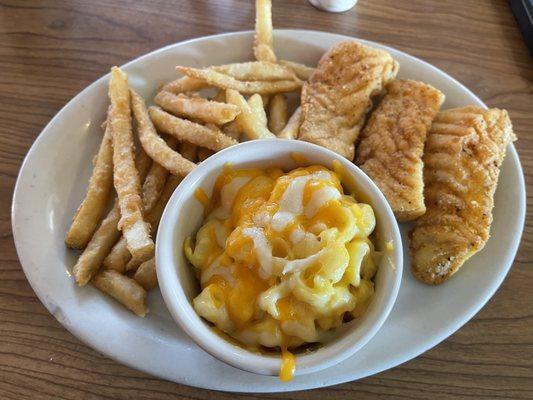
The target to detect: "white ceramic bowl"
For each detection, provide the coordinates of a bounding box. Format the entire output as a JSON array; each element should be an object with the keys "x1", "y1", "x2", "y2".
[{"x1": 156, "y1": 139, "x2": 403, "y2": 377}]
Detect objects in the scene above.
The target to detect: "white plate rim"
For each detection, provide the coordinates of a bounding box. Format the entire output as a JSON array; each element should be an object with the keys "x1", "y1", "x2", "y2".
[{"x1": 11, "y1": 29, "x2": 526, "y2": 392}]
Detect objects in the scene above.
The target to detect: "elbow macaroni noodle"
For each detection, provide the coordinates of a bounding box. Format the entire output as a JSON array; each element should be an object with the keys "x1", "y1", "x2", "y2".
[{"x1": 184, "y1": 164, "x2": 378, "y2": 351}]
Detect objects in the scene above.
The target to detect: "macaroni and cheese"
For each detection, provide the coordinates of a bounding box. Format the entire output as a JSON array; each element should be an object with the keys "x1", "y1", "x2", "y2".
[{"x1": 184, "y1": 164, "x2": 378, "y2": 380}]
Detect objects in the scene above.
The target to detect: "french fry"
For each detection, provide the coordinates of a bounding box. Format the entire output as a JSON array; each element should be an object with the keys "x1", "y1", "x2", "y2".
[
  {"x1": 141, "y1": 159, "x2": 170, "y2": 214},
  {"x1": 108, "y1": 67, "x2": 154, "y2": 260},
  {"x1": 154, "y1": 91, "x2": 240, "y2": 125},
  {"x1": 278, "y1": 106, "x2": 301, "y2": 139},
  {"x1": 179, "y1": 141, "x2": 198, "y2": 162},
  {"x1": 175, "y1": 66, "x2": 302, "y2": 95},
  {"x1": 160, "y1": 76, "x2": 209, "y2": 94},
  {"x1": 267, "y1": 94, "x2": 288, "y2": 134},
  {"x1": 254, "y1": 0, "x2": 277, "y2": 62},
  {"x1": 145, "y1": 175, "x2": 183, "y2": 231},
  {"x1": 103, "y1": 236, "x2": 130, "y2": 272},
  {"x1": 198, "y1": 124, "x2": 218, "y2": 162},
  {"x1": 134, "y1": 258, "x2": 158, "y2": 291},
  {"x1": 279, "y1": 60, "x2": 315, "y2": 80},
  {"x1": 130, "y1": 89, "x2": 196, "y2": 177},
  {"x1": 248, "y1": 94, "x2": 268, "y2": 126},
  {"x1": 134, "y1": 142, "x2": 153, "y2": 179},
  {"x1": 198, "y1": 147, "x2": 215, "y2": 162},
  {"x1": 66, "y1": 120, "x2": 114, "y2": 249},
  {"x1": 222, "y1": 120, "x2": 242, "y2": 140},
  {"x1": 213, "y1": 61, "x2": 295, "y2": 81},
  {"x1": 73, "y1": 202, "x2": 122, "y2": 286},
  {"x1": 197, "y1": 124, "x2": 218, "y2": 162},
  {"x1": 74, "y1": 148, "x2": 152, "y2": 282},
  {"x1": 103, "y1": 137, "x2": 175, "y2": 272},
  {"x1": 92, "y1": 269, "x2": 148, "y2": 317},
  {"x1": 125, "y1": 175, "x2": 183, "y2": 271},
  {"x1": 141, "y1": 135, "x2": 178, "y2": 212},
  {"x1": 226, "y1": 89, "x2": 275, "y2": 139},
  {"x1": 149, "y1": 106, "x2": 238, "y2": 151}
]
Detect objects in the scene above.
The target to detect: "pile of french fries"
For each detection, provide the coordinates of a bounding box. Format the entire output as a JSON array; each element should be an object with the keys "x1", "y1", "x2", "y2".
[{"x1": 66, "y1": 0, "x2": 314, "y2": 316}]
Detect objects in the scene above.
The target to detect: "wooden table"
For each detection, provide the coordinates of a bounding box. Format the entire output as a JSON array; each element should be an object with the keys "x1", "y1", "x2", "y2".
[{"x1": 1, "y1": 0, "x2": 531, "y2": 398}]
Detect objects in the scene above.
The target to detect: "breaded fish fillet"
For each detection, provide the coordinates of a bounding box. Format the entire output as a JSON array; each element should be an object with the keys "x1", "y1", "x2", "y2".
[
  {"x1": 410, "y1": 106, "x2": 516, "y2": 285},
  {"x1": 355, "y1": 79, "x2": 445, "y2": 221},
  {"x1": 298, "y1": 41, "x2": 398, "y2": 159}
]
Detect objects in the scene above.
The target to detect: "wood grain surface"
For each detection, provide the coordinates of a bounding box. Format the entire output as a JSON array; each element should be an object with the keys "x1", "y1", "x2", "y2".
[{"x1": 1, "y1": 0, "x2": 532, "y2": 398}]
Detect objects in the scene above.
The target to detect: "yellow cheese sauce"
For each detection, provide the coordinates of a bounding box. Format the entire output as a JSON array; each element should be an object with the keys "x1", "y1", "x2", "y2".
[
  {"x1": 280, "y1": 348, "x2": 296, "y2": 382},
  {"x1": 194, "y1": 188, "x2": 212, "y2": 216},
  {"x1": 185, "y1": 164, "x2": 379, "y2": 381}
]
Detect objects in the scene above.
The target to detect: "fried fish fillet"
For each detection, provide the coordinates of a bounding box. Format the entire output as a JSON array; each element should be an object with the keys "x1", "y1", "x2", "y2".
[
  {"x1": 355, "y1": 79, "x2": 445, "y2": 221},
  {"x1": 410, "y1": 106, "x2": 516, "y2": 284},
  {"x1": 298, "y1": 41, "x2": 398, "y2": 159}
]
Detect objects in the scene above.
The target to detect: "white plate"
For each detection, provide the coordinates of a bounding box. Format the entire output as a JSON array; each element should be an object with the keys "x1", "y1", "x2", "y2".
[{"x1": 12, "y1": 30, "x2": 526, "y2": 392}]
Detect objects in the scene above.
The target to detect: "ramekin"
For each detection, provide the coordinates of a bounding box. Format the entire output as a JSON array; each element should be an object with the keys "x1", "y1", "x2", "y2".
[{"x1": 156, "y1": 139, "x2": 403, "y2": 377}]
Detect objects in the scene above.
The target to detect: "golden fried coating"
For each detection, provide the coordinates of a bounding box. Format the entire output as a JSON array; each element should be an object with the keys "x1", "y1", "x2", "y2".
[
  {"x1": 92, "y1": 269, "x2": 148, "y2": 317},
  {"x1": 298, "y1": 41, "x2": 398, "y2": 159},
  {"x1": 109, "y1": 67, "x2": 154, "y2": 260},
  {"x1": 65, "y1": 120, "x2": 114, "y2": 249},
  {"x1": 134, "y1": 258, "x2": 157, "y2": 291},
  {"x1": 410, "y1": 106, "x2": 516, "y2": 284},
  {"x1": 130, "y1": 90, "x2": 196, "y2": 177},
  {"x1": 355, "y1": 79, "x2": 445, "y2": 221},
  {"x1": 254, "y1": 0, "x2": 277, "y2": 62}
]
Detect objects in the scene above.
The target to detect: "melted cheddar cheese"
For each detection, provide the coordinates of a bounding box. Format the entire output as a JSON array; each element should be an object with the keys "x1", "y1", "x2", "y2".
[{"x1": 185, "y1": 165, "x2": 379, "y2": 381}]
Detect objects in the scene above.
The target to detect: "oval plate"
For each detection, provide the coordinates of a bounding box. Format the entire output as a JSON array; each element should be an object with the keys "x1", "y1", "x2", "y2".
[{"x1": 12, "y1": 30, "x2": 526, "y2": 392}]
